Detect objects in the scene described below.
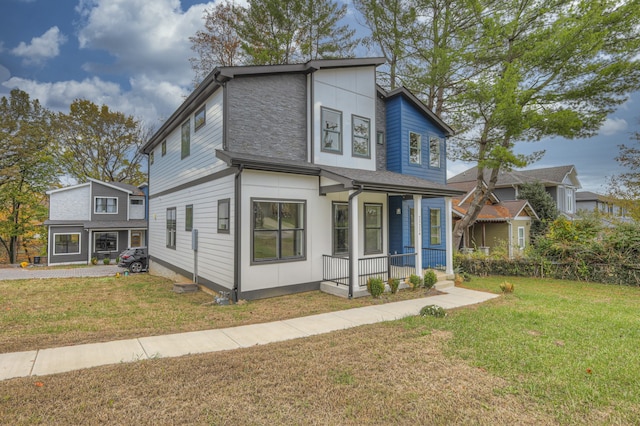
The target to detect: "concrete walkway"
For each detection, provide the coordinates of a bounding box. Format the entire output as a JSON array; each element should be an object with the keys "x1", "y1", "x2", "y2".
[
  {"x1": 0, "y1": 287, "x2": 499, "y2": 381},
  {"x1": 0, "y1": 265, "x2": 124, "y2": 280}
]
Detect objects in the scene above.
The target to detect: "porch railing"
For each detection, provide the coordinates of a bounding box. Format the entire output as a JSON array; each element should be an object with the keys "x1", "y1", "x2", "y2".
[
  {"x1": 322, "y1": 252, "x2": 418, "y2": 287},
  {"x1": 404, "y1": 247, "x2": 447, "y2": 271}
]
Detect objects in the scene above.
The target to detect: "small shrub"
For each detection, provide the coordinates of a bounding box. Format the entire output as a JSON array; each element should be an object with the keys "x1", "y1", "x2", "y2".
[
  {"x1": 116, "y1": 257, "x2": 120, "y2": 264},
  {"x1": 408, "y1": 274, "x2": 422, "y2": 290},
  {"x1": 388, "y1": 277, "x2": 400, "y2": 294},
  {"x1": 423, "y1": 269, "x2": 438, "y2": 290},
  {"x1": 420, "y1": 305, "x2": 447, "y2": 318},
  {"x1": 500, "y1": 281, "x2": 515, "y2": 293},
  {"x1": 454, "y1": 273, "x2": 464, "y2": 286},
  {"x1": 103, "y1": 258, "x2": 111, "y2": 265},
  {"x1": 367, "y1": 277, "x2": 385, "y2": 298},
  {"x1": 91, "y1": 257, "x2": 98, "y2": 265}
]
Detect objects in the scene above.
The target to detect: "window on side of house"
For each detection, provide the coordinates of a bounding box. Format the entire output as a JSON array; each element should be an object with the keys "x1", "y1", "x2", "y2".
[
  {"x1": 566, "y1": 189, "x2": 574, "y2": 213},
  {"x1": 150, "y1": 150, "x2": 154, "y2": 165},
  {"x1": 218, "y1": 199, "x2": 230, "y2": 233},
  {"x1": 377, "y1": 131, "x2": 385, "y2": 145},
  {"x1": 161, "y1": 140, "x2": 167, "y2": 156},
  {"x1": 181, "y1": 120, "x2": 190, "y2": 159},
  {"x1": 430, "y1": 208, "x2": 441, "y2": 245},
  {"x1": 364, "y1": 203, "x2": 383, "y2": 254},
  {"x1": 54, "y1": 233, "x2": 81, "y2": 255},
  {"x1": 185, "y1": 205, "x2": 193, "y2": 231},
  {"x1": 352, "y1": 115, "x2": 371, "y2": 158},
  {"x1": 195, "y1": 105, "x2": 206, "y2": 131},
  {"x1": 166, "y1": 207, "x2": 177, "y2": 249},
  {"x1": 252, "y1": 200, "x2": 305, "y2": 263},
  {"x1": 409, "y1": 132, "x2": 421, "y2": 164},
  {"x1": 95, "y1": 197, "x2": 118, "y2": 214},
  {"x1": 518, "y1": 226, "x2": 525, "y2": 249},
  {"x1": 333, "y1": 202, "x2": 349, "y2": 255},
  {"x1": 429, "y1": 136, "x2": 441, "y2": 168},
  {"x1": 321, "y1": 107, "x2": 342, "y2": 154},
  {"x1": 94, "y1": 232, "x2": 117, "y2": 252}
]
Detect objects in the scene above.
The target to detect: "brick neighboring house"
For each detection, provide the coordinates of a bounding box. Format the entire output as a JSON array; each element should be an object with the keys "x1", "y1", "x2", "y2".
[
  {"x1": 44, "y1": 179, "x2": 148, "y2": 265},
  {"x1": 141, "y1": 58, "x2": 464, "y2": 300}
]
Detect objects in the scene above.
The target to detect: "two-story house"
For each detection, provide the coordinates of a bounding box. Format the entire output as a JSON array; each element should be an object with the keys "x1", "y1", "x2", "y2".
[
  {"x1": 142, "y1": 58, "x2": 464, "y2": 300},
  {"x1": 576, "y1": 191, "x2": 633, "y2": 225},
  {"x1": 448, "y1": 165, "x2": 582, "y2": 217},
  {"x1": 44, "y1": 179, "x2": 148, "y2": 265}
]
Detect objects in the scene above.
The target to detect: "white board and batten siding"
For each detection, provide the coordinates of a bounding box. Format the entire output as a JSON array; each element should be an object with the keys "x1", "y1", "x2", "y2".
[
  {"x1": 49, "y1": 185, "x2": 91, "y2": 220},
  {"x1": 148, "y1": 89, "x2": 226, "y2": 197},
  {"x1": 312, "y1": 66, "x2": 377, "y2": 171}
]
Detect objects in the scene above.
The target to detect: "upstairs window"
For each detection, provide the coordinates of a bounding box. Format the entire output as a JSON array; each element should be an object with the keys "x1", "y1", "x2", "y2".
[
  {"x1": 409, "y1": 132, "x2": 421, "y2": 164},
  {"x1": 218, "y1": 199, "x2": 230, "y2": 233},
  {"x1": 181, "y1": 120, "x2": 190, "y2": 159},
  {"x1": 185, "y1": 205, "x2": 193, "y2": 231},
  {"x1": 195, "y1": 105, "x2": 206, "y2": 131},
  {"x1": 429, "y1": 136, "x2": 441, "y2": 168},
  {"x1": 321, "y1": 107, "x2": 342, "y2": 154},
  {"x1": 150, "y1": 150, "x2": 154, "y2": 165},
  {"x1": 352, "y1": 115, "x2": 371, "y2": 158},
  {"x1": 95, "y1": 197, "x2": 117, "y2": 214},
  {"x1": 161, "y1": 140, "x2": 166, "y2": 156}
]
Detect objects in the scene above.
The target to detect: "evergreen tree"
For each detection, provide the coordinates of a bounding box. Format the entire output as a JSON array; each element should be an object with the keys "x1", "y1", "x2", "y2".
[{"x1": 517, "y1": 182, "x2": 559, "y2": 243}]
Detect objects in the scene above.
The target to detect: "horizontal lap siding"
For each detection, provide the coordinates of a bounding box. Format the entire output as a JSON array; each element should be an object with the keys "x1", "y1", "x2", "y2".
[
  {"x1": 149, "y1": 89, "x2": 225, "y2": 196},
  {"x1": 49, "y1": 186, "x2": 90, "y2": 220}
]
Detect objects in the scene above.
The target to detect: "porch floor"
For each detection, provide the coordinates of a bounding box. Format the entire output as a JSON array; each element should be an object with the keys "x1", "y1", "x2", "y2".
[{"x1": 321, "y1": 271, "x2": 455, "y2": 299}]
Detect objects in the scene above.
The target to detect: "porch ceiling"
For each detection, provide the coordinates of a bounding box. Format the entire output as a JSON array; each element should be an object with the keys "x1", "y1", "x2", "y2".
[{"x1": 216, "y1": 150, "x2": 466, "y2": 198}]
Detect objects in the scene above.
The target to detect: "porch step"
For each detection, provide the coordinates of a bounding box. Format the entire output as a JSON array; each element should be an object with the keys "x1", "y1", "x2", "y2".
[{"x1": 434, "y1": 280, "x2": 455, "y2": 290}]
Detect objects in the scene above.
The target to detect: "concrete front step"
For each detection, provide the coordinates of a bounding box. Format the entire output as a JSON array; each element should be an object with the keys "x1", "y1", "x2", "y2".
[{"x1": 435, "y1": 280, "x2": 455, "y2": 290}]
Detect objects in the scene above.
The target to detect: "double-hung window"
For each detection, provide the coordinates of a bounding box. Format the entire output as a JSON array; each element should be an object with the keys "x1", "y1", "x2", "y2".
[
  {"x1": 364, "y1": 204, "x2": 383, "y2": 254},
  {"x1": 429, "y1": 136, "x2": 441, "y2": 168},
  {"x1": 218, "y1": 199, "x2": 230, "y2": 233},
  {"x1": 518, "y1": 226, "x2": 525, "y2": 249},
  {"x1": 185, "y1": 205, "x2": 193, "y2": 231},
  {"x1": 252, "y1": 200, "x2": 305, "y2": 263},
  {"x1": 321, "y1": 107, "x2": 342, "y2": 153},
  {"x1": 194, "y1": 105, "x2": 206, "y2": 130},
  {"x1": 409, "y1": 132, "x2": 421, "y2": 164},
  {"x1": 95, "y1": 197, "x2": 117, "y2": 214},
  {"x1": 333, "y1": 202, "x2": 349, "y2": 255},
  {"x1": 430, "y1": 208, "x2": 441, "y2": 245},
  {"x1": 181, "y1": 120, "x2": 190, "y2": 159},
  {"x1": 166, "y1": 207, "x2": 176, "y2": 249}
]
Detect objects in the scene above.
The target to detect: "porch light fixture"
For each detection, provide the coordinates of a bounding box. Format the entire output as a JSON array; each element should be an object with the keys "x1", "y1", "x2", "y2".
[{"x1": 396, "y1": 208, "x2": 402, "y2": 215}]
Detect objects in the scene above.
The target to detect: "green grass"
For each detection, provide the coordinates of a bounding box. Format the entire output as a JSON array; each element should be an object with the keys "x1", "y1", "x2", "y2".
[{"x1": 409, "y1": 276, "x2": 640, "y2": 423}]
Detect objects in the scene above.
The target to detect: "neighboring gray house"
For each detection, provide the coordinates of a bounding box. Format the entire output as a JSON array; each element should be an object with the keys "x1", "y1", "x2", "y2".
[
  {"x1": 576, "y1": 191, "x2": 632, "y2": 224},
  {"x1": 45, "y1": 179, "x2": 148, "y2": 265},
  {"x1": 448, "y1": 165, "x2": 582, "y2": 217}
]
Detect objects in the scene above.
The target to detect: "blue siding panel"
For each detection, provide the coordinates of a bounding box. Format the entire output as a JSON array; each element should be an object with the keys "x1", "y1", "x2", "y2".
[{"x1": 388, "y1": 196, "x2": 403, "y2": 255}]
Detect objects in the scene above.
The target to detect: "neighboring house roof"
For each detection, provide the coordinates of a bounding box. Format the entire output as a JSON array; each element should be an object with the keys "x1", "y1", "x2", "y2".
[
  {"x1": 453, "y1": 199, "x2": 539, "y2": 222},
  {"x1": 216, "y1": 150, "x2": 466, "y2": 198},
  {"x1": 377, "y1": 85, "x2": 454, "y2": 137},
  {"x1": 448, "y1": 165, "x2": 581, "y2": 189},
  {"x1": 44, "y1": 220, "x2": 148, "y2": 229},
  {"x1": 576, "y1": 191, "x2": 606, "y2": 202},
  {"x1": 46, "y1": 179, "x2": 145, "y2": 196},
  {"x1": 142, "y1": 57, "x2": 386, "y2": 154}
]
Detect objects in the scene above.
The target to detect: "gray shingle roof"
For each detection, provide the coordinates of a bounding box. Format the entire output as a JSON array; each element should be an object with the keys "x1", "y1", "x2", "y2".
[{"x1": 448, "y1": 165, "x2": 577, "y2": 187}]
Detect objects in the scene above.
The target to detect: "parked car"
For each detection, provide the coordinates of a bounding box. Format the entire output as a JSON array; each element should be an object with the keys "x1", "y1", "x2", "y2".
[{"x1": 118, "y1": 247, "x2": 148, "y2": 273}]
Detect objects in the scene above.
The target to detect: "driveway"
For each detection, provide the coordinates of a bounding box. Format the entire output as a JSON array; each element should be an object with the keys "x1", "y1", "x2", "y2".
[{"x1": 0, "y1": 265, "x2": 126, "y2": 281}]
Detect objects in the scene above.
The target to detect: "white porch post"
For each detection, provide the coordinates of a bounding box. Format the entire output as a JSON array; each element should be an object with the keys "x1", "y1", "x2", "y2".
[
  {"x1": 445, "y1": 197, "x2": 454, "y2": 275},
  {"x1": 413, "y1": 195, "x2": 422, "y2": 275},
  {"x1": 348, "y1": 189, "x2": 362, "y2": 298}
]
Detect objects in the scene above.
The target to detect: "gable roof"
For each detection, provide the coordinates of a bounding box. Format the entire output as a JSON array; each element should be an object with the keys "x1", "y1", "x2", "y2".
[
  {"x1": 216, "y1": 150, "x2": 465, "y2": 198},
  {"x1": 142, "y1": 57, "x2": 386, "y2": 154},
  {"x1": 377, "y1": 85, "x2": 454, "y2": 137},
  {"x1": 448, "y1": 165, "x2": 580, "y2": 188},
  {"x1": 453, "y1": 198, "x2": 539, "y2": 222}
]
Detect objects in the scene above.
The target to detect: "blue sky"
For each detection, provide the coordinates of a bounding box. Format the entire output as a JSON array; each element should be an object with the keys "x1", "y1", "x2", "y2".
[{"x1": 1, "y1": 0, "x2": 637, "y2": 193}]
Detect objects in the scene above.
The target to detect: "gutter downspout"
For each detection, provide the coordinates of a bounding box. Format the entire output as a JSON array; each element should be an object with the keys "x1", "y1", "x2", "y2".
[
  {"x1": 232, "y1": 165, "x2": 244, "y2": 303},
  {"x1": 348, "y1": 185, "x2": 364, "y2": 299}
]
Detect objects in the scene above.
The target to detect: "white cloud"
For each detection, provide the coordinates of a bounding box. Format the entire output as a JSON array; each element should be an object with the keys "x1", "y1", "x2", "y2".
[
  {"x1": 2, "y1": 75, "x2": 188, "y2": 128},
  {"x1": 599, "y1": 118, "x2": 628, "y2": 136},
  {"x1": 11, "y1": 26, "x2": 67, "y2": 65},
  {"x1": 76, "y1": 0, "x2": 215, "y2": 88}
]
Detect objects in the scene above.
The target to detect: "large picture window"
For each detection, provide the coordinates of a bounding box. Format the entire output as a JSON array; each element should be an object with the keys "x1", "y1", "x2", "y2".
[
  {"x1": 166, "y1": 207, "x2": 176, "y2": 249},
  {"x1": 352, "y1": 115, "x2": 370, "y2": 158},
  {"x1": 94, "y1": 232, "x2": 117, "y2": 252},
  {"x1": 95, "y1": 197, "x2": 117, "y2": 214},
  {"x1": 409, "y1": 132, "x2": 421, "y2": 164},
  {"x1": 429, "y1": 136, "x2": 441, "y2": 168},
  {"x1": 252, "y1": 200, "x2": 305, "y2": 263},
  {"x1": 54, "y1": 233, "x2": 80, "y2": 255},
  {"x1": 333, "y1": 202, "x2": 349, "y2": 255},
  {"x1": 218, "y1": 199, "x2": 230, "y2": 233},
  {"x1": 321, "y1": 107, "x2": 342, "y2": 154},
  {"x1": 181, "y1": 120, "x2": 190, "y2": 159},
  {"x1": 364, "y1": 204, "x2": 383, "y2": 254},
  {"x1": 430, "y1": 208, "x2": 441, "y2": 245}
]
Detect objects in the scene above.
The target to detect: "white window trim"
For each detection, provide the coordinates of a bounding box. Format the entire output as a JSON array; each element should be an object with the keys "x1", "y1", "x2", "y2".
[
  {"x1": 94, "y1": 231, "x2": 119, "y2": 252},
  {"x1": 94, "y1": 196, "x2": 118, "y2": 214},
  {"x1": 518, "y1": 226, "x2": 525, "y2": 249},
  {"x1": 409, "y1": 131, "x2": 422, "y2": 165},
  {"x1": 429, "y1": 136, "x2": 441, "y2": 168},
  {"x1": 53, "y1": 232, "x2": 81, "y2": 255},
  {"x1": 430, "y1": 208, "x2": 442, "y2": 245}
]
